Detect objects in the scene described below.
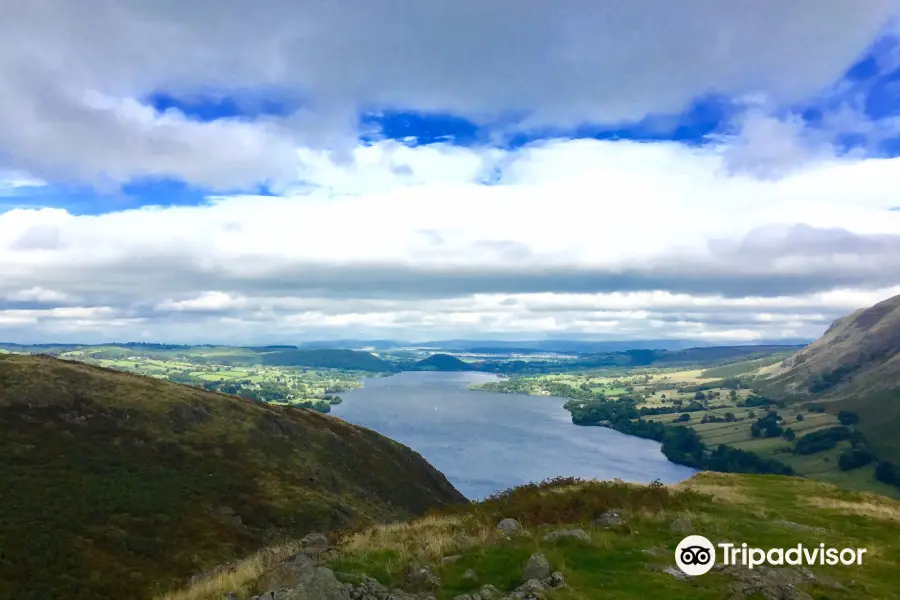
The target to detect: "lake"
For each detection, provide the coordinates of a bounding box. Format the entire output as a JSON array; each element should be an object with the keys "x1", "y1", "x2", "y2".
[{"x1": 330, "y1": 371, "x2": 696, "y2": 500}]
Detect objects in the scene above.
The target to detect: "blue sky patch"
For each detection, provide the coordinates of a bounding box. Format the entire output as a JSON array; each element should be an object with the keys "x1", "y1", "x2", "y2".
[
  {"x1": 0, "y1": 178, "x2": 278, "y2": 215},
  {"x1": 360, "y1": 111, "x2": 483, "y2": 146},
  {"x1": 146, "y1": 90, "x2": 297, "y2": 121}
]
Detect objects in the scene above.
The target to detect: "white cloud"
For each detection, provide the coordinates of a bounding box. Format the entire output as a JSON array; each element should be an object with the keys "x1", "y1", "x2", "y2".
[
  {"x1": 0, "y1": 1, "x2": 897, "y2": 187},
  {"x1": 1, "y1": 139, "x2": 899, "y2": 342},
  {"x1": 2, "y1": 3, "x2": 900, "y2": 342}
]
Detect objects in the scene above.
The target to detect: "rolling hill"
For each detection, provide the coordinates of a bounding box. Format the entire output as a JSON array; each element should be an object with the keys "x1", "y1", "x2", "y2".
[
  {"x1": 763, "y1": 294, "x2": 900, "y2": 458},
  {"x1": 257, "y1": 348, "x2": 394, "y2": 371},
  {"x1": 0, "y1": 353, "x2": 465, "y2": 600},
  {"x1": 413, "y1": 353, "x2": 472, "y2": 371}
]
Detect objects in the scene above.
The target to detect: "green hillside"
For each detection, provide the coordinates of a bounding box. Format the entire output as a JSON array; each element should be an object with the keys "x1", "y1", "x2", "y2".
[
  {"x1": 0, "y1": 354, "x2": 464, "y2": 600},
  {"x1": 414, "y1": 353, "x2": 472, "y2": 371},
  {"x1": 762, "y1": 294, "x2": 900, "y2": 467},
  {"x1": 161, "y1": 472, "x2": 900, "y2": 600},
  {"x1": 259, "y1": 348, "x2": 394, "y2": 371}
]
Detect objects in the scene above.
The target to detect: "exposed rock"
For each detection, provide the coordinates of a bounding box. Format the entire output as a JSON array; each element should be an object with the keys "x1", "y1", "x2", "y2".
[
  {"x1": 441, "y1": 554, "x2": 463, "y2": 565},
  {"x1": 795, "y1": 567, "x2": 844, "y2": 590},
  {"x1": 286, "y1": 553, "x2": 316, "y2": 569},
  {"x1": 669, "y1": 516, "x2": 692, "y2": 533},
  {"x1": 223, "y1": 593, "x2": 239, "y2": 600},
  {"x1": 268, "y1": 567, "x2": 350, "y2": 600},
  {"x1": 496, "y1": 518, "x2": 522, "y2": 534},
  {"x1": 347, "y1": 575, "x2": 388, "y2": 598},
  {"x1": 300, "y1": 532, "x2": 330, "y2": 548},
  {"x1": 462, "y1": 568, "x2": 478, "y2": 582},
  {"x1": 405, "y1": 566, "x2": 441, "y2": 590},
  {"x1": 775, "y1": 520, "x2": 827, "y2": 534},
  {"x1": 722, "y1": 564, "x2": 845, "y2": 600},
  {"x1": 541, "y1": 528, "x2": 590, "y2": 543},
  {"x1": 543, "y1": 572, "x2": 566, "y2": 589},
  {"x1": 258, "y1": 559, "x2": 319, "y2": 592},
  {"x1": 593, "y1": 510, "x2": 625, "y2": 528},
  {"x1": 507, "y1": 578, "x2": 545, "y2": 599},
  {"x1": 478, "y1": 584, "x2": 501, "y2": 599},
  {"x1": 661, "y1": 566, "x2": 689, "y2": 581},
  {"x1": 522, "y1": 552, "x2": 551, "y2": 581}
]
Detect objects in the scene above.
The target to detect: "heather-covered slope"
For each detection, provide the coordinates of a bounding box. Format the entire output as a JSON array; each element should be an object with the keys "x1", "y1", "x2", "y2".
[{"x1": 0, "y1": 354, "x2": 465, "y2": 600}]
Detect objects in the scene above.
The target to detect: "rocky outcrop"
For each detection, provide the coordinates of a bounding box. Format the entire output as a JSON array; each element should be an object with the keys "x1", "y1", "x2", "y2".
[
  {"x1": 541, "y1": 528, "x2": 590, "y2": 543},
  {"x1": 247, "y1": 546, "x2": 567, "y2": 600},
  {"x1": 593, "y1": 509, "x2": 626, "y2": 528},
  {"x1": 521, "y1": 552, "x2": 550, "y2": 581}
]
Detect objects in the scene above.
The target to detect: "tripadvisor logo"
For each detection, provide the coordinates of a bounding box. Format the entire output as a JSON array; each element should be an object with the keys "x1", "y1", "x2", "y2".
[
  {"x1": 675, "y1": 535, "x2": 716, "y2": 576},
  {"x1": 675, "y1": 535, "x2": 868, "y2": 576}
]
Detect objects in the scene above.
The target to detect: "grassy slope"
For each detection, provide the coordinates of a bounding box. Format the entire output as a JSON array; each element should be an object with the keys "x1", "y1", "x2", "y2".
[
  {"x1": 762, "y1": 294, "x2": 900, "y2": 460},
  {"x1": 164, "y1": 472, "x2": 900, "y2": 600},
  {"x1": 0, "y1": 354, "x2": 465, "y2": 600}
]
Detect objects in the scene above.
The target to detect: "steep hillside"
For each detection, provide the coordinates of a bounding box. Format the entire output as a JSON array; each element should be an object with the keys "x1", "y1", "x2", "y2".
[
  {"x1": 0, "y1": 354, "x2": 465, "y2": 600},
  {"x1": 770, "y1": 294, "x2": 900, "y2": 396},
  {"x1": 161, "y1": 473, "x2": 900, "y2": 600},
  {"x1": 763, "y1": 294, "x2": 900, "y2": 458}
]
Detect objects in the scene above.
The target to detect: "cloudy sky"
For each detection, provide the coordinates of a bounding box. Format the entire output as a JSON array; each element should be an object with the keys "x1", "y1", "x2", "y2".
[{"x1": 2, "y1": 1, "x2": 900, "y2": 344}]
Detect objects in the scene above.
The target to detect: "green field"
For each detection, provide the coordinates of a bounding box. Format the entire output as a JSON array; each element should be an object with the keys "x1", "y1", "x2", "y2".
[
  {"x1": 52, "y1": 347, "x2": 370, "y2": 410},
  {"x1": 475, "y1": 356, "x2": 896, "y2": 498}
]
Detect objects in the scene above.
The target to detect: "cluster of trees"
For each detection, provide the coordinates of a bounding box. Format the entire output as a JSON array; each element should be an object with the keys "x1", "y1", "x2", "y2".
[
  {"x1": 875, "y1": 461, "x2": 900, "y2": 487},
  {"x1": 750, "y1": 410, "x2": 784, "y2": 439},
  {"x1": 283, "y1": 400, "x2": 331, "y2": 413},
  {"x1": 544, "y1": 382, "x2": 599, "y2": 401},
  {"x1": 700, "y1": 412, "x2": 737, "y2": 424},
  {"x1": 838, "y1": 410, "x2": 860, "y2": 426},
  {"x1": 638, "y1": 401, "x2": 708, "y2": 416},
  {"x1": 566, "y1": 397, "x2": 793, "y2": 476},
  {"x1": 838, "y1": 446, "x2": 875, "y2": 471},
  {"x1": 794, "y1": 426, "x2": 854, "y2": 455},
  {"x1": 740, "y1": 394, "x2": 778, "y2": 408},
  {"x1": 565, "y1": 398, "x2": 640, "y2": 425}
]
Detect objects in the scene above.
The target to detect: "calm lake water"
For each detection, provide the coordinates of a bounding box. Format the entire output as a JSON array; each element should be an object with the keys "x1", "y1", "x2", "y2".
[{"x1": 330, "y1": 371, "x2": 696, "y2": 500}]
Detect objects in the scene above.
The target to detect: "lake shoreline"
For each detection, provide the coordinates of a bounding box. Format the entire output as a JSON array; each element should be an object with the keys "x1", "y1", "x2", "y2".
[{"x1": 331, "y1": 370, "x2": 696, "y2": 500}]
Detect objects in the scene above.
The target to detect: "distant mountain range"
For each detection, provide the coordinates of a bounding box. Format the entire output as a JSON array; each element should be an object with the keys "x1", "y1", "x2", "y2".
[
  {"x1": 294, "y1": 338, "x2": 814, "y2": 353},
  {"x1": 3, "y1": 338, "x2": 812, "y2": 354}
]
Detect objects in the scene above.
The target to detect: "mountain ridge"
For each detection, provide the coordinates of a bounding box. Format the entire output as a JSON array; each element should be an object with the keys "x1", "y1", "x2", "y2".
[{"x1": 762, "y1": 293, "x2": 900, "y2": 462}]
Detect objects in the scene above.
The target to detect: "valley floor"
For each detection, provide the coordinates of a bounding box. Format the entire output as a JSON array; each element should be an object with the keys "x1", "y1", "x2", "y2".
[{"x1": 472, "y1": 360, "x2": 900, "y2": 499}]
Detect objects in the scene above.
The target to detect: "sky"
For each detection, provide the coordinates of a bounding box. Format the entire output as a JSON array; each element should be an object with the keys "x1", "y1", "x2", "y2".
[{"x1": 2, "y1": 1, "x2": 900, "y2": 344}]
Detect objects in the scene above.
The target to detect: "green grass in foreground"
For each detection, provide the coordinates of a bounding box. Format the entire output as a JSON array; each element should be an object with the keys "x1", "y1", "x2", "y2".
[{"x1": 163, "y1": 472, "x2": 900, "y2": 600}]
